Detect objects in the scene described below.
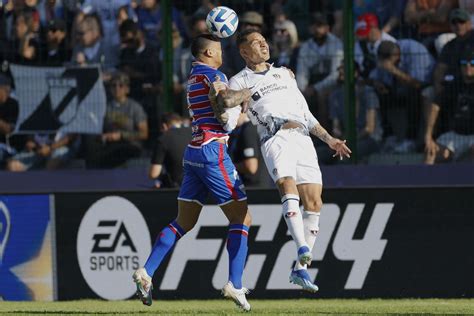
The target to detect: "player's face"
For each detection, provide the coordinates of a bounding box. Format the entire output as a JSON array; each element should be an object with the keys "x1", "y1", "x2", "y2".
[
  {"x1": 241, "y1": 32, "x2": 270, "y2": 65},
  {"x1": 210, "y1": 41, "x2": 223, "y2": 67}
]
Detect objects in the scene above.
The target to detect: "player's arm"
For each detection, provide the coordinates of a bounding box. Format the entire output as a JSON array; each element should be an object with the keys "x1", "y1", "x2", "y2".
[
  {"x1": 310, "y1": 123, "x2": 352, "y2": 160},
  {"x1": 216, "y1": 88, "x2": 252, "y2": 109}
]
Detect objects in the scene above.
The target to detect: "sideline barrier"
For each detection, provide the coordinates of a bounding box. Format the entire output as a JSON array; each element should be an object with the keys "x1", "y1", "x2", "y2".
[{"x1": 1, "y1": 188, "x2": 473, "y2": 300}]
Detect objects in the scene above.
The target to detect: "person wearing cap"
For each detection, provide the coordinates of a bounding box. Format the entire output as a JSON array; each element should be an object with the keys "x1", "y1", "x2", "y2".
[
  {"x1": 41, "y1": 18, "x2": 71, "y2": 66},
  {"x1": 369, "y1": 39, "x2": 434, "y2": 152},
  {"x1": 425, "y1": 49, "x2": 474, "y2": 164},
  {"x1": 271, "y1": 19, "x2": 299, "y2": 69},
  {"x1": 354, "y1": 13, "x2": 397, "y2": 78},
  {"x1": 296, "y1": 13, "x2": 343, "y2": 126},
  {"x1": 433, "y1": 8, "x2": 474, "y2": 96},
  {"x1": 404, "y1": 0, "x2": 457, "y2": 41},
  {"x1": 0, "y1": 74, "x2": 20, "y2": 169},
  {"x1": 221, "y1": 11, "x2": 264, "y2": 77},
  {"x1": 84, "y1": 72, "x2": 148, "y2": 168},
  {"x1": 240, "y1": 11, "x2": 264, "y2": 33}
]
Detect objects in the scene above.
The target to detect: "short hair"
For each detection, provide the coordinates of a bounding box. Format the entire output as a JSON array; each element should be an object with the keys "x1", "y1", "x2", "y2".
[
  {"x1": 377, "y1": 41, "x2": 400, "y2": 60},
  {"x1": 190, "y1": 34, "x2": 220, "y2": 58},
  {"x1": 110, "y1": 71, "x2": 130, "y2": 86},
  {"x1": 119, "y1": 19, "x2": 139, "y2": 38},
  {"x1": 236, "y1": 29, "x2": 262, "y2": 47}
]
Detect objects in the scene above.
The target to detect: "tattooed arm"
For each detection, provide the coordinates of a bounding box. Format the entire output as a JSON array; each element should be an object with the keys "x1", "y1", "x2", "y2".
[
  {"x1": 311, "y1": 123, "x2": 352, "y2": 159},
  {"x1": 216, "y1": 88, "x2": 252, "y2": 109}
]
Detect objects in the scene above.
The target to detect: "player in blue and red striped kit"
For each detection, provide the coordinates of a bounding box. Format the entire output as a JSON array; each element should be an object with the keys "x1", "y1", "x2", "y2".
[{"x1": 133, "y1": 34, "x2": 252, "y2": 311}]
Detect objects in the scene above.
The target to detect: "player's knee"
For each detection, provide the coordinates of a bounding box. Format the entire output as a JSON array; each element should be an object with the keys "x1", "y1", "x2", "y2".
[
  {"x1": 307, "y1": 199, "x2": 323, "y2": 212},
  {"x1": 243, "y1": 211, "x2": 252, "y2": 227}
]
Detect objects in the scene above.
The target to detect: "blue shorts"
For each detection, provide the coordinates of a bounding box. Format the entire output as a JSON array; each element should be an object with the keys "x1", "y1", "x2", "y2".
[{"x1": 178, "y1": 141, "x2": 247, "y2": 206}]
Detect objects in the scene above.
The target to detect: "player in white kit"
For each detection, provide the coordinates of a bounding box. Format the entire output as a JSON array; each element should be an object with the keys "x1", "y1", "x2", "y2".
[{"x1": 209, "y1": 29, "x2": 351, "y2": 292}]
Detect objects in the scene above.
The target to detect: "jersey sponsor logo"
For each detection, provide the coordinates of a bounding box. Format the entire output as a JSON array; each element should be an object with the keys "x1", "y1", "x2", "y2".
[
  {"x1": 258, "y1": 83, "x2": 288, "y2": 96},
  {"x1": 251, "y1": 91, "x2": 261, "y2": 101},
  {"x1": 158, "y1": 203, "x2": 393, "y2": 291},
  {"x1": 77, "y1": 196, "x2": 151, "y2": 300}
]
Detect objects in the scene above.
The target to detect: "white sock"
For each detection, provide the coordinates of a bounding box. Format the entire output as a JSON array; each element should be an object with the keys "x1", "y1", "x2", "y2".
[
  {"x1": 294, "y1": 210, "x2": 320, "y2": 271},
  {"x1": 281, "y1": 194, "x2": 307, "y2": 252}
]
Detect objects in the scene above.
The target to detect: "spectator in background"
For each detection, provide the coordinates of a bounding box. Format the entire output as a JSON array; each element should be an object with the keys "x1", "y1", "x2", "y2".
[
  {"x1": 228, "y1": 113, "x2": 267, "y2": 187},
  {"x1": 79, "y1": 0, "x2": 134, "y2": 68},
  {"x1": 8, "y1": 11, "x2": 41, "y2": 64},
  {"x1": 0, "y1": 74, "x2": 20, "y2": 168},
  {"x1": 40, "y1": 18, "x2": 71, "y2": 66},
  {"x1": 332, "y1": 0, "x2": 407, "y2": 39},
  {"x1": 370, "y1": 40, "x2": 434, "y2": 152},
  {"x1": 425, "y1": 49, "x2": 474, "y2": 164},
  {"x1": 270, "y1": 19, "x2": 299, "y2": 70},
  {"x1": 85, "y1": 72, "x2": 148, "y2": 168},
  {"x1": 149, "y1": 112, "x2": 191, "y2": 188},
  {"x1": 135, "y1": 0, "x2": 187, "y2": 49},
  {"x1": 458, "y1": 0, "x2": 474, "y2": 25},
  {"x1": 296, "y1": 13, "x2": 343, "y2": 127},
  {"x1": 71, "y1": 14, "x2": 108, "y2": 68},
  {"x1": 158, "y1": 23, "x2": 188, "y2": 115},
  {"x1": 221, "y1": 11, "x2": 264, "y2": 77},
  {"x1": 37, "y1": 0, "x2": 65, "y2": 30},
  {"x1": 404, "y1": 0, "x2": 457, "y2": 54},
  {"x1": 434, "y1": 9, "x2": 474, "y2": 98},
  {"x1": 354, "y1": 13, "x2": 397, "y2": 79},
  {"x1": 119, "y1": 19, "x2": 160, "y2": 138},
  {"x1": 6, "y1": 132, "x2": 80, "y2": 171},
  {"x1": 319, "y1": 61, "x2": 382, "y2": 164}
]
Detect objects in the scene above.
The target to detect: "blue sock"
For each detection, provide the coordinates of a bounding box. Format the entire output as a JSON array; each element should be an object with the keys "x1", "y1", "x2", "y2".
[
  {"x1": 144, "y1": 220, "x2": 185, "y2": 276},
  {"x1": 227, "y1": 224, "x2": 249, "y2": 289}
]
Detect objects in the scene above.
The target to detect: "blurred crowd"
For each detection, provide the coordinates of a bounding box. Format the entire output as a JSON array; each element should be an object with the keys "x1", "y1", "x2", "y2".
[{"x1": 0, "y1": 0, "x2": 473, "y2": 187}]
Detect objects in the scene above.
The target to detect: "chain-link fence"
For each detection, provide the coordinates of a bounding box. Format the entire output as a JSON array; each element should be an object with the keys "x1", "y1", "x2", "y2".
[{"x1": 0, "y1": 0, "x2": 473, "y2": 175}]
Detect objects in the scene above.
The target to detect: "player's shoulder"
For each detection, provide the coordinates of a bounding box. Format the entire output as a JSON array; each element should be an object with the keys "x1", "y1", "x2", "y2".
[
  {"x1": 272, "y1": 65, "x2": 295, "y2": 79},
  {"x1": 229, "y1": 68, "x2": 251, "y2": 88}
]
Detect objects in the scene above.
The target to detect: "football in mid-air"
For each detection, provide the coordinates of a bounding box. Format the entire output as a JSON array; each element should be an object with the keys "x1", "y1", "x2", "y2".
[{"x1": 206, "y1": 6, "x2": 239, "y2": 38}]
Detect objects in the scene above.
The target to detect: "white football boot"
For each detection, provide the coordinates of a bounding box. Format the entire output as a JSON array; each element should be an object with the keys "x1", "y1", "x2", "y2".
[
  {"x1": 132, "y1": 267, "x2": 153, "y2": 306},
  {"x1": 222, "y1": 281, "x2": 251, "y2": 312}
]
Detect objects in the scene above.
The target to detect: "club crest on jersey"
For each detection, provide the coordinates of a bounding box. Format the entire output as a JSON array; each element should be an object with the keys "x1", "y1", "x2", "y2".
[
  {"x1": 252, "y1": 91, "x2": 261, "y2": 101},
  {"x1": 272, "y1": 74, "x2": 281, "y2": 80}
]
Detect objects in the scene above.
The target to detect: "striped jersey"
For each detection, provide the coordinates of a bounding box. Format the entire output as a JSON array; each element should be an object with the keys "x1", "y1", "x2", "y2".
[{"x1": 187, "y1": 62, "x2": 230, "y2": 148}]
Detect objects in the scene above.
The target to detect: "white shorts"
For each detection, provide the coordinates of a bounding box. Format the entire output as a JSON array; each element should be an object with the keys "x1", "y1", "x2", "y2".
[{"x1": 261, "y1": 129, "x2": 322, "y2": 184}]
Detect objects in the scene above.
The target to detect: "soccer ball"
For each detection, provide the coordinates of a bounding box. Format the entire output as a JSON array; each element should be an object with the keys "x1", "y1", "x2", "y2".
[{"x1": 206, "y1": 6, "x2": 239, "y2": 38}]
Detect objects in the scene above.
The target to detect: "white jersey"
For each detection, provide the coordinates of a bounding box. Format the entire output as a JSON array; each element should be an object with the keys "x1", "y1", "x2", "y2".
[{"x1": 229, "y1": 64, "x2": 318, "y2": 143}]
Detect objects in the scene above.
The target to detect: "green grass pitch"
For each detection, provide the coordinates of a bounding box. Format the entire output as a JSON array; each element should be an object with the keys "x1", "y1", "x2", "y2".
[{"x1": 1, "y1": 299, "x2": 473, "y2": 315}]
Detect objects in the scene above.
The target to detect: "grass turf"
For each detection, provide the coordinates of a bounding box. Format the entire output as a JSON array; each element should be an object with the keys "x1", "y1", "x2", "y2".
[{"x1": 1, "y1": 299, "x2": 473, "y2": 315}]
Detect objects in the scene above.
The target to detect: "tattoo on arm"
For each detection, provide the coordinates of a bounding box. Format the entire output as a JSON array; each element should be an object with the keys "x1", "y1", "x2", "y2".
[
  {"x1": 311, "y1": 123, "x2": 334, "y2": 144},
  {"x1": 217, "y1": 88, "x2": 251, "y2": 109}
]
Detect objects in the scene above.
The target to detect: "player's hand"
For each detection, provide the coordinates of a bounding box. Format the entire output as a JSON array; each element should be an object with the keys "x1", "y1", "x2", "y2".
[
  {"x1": 424, "y1": 136, "x2": 439, "y2": 157},
  {"x1": 328, "y1": 138, "x2": 352, "y2": 160}
]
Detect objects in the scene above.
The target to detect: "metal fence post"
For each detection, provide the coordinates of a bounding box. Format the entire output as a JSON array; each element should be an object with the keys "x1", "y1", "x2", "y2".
[
  {"x1": 343, "y1": 0, "x2": 357, "y2": 163},
  {"x1": 161, "y1": 0, "x2": 173, "y2": 112}
]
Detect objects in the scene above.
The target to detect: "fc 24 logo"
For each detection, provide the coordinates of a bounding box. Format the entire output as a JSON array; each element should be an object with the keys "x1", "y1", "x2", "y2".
[{"x1": 158, "y1": 203, "x2": 393, "y2": 291}]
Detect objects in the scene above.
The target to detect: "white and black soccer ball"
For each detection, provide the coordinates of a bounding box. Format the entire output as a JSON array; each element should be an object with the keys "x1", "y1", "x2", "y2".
[{"x1": 206, "y1": 6, "x2": 239, "y2": 38}]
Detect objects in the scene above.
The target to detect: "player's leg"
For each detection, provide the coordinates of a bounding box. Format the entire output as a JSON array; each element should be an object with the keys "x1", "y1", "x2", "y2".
[
  {"x1": 275, "y1": 176, "x2": 311, "y2": 265},
  {"x1": 295, "y1": 183, "x2": 322, "y2": 271},
  {"x1": 220, "y1": 200, "x2": 252, "y2": 289},
  {"x1": 134, "y1": 201, "x2": 202, "y2": 306},
  {"x1": 287, "y1": 134, "x2": 323, "y2": 292},
  {"x1": 133, "y1": 156, "x2": 208, "y2": 306},
  {"x1": 201, "y1": 141, "x2": 251, "y2": 311},
  {"x1": 220, "y1": 200, "x2": 252, "y2": 311},
  {"x1": 262, "y1": 131, "x2": 309, "y2": 265},
  {"x1": 143, "y1": 200, "x2": 203, "y2": 276}
]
